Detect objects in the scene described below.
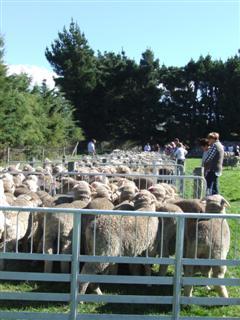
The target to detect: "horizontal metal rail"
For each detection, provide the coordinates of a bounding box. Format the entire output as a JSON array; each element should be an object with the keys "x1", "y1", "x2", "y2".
[
  {"x1": 0, "y1": 206, "x2": 239, "y2": 320},
  {"x1": 56, "y1": 172, "x2": 206, "y2": 198}
]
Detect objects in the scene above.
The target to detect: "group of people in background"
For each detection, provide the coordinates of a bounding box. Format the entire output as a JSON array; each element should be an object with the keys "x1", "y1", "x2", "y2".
[
  {"x1": 89, "y1": 132, "x2": 226, "y2": 196},
  {"x1": 143, "y1": 143, "x2": 160, "y2": 152},
  {"x1": 224, "y1": 144, "x2": 240, "y2": 156},
  {"x1": 144, "y1": 138, "x2": 188, "y2": 174}
]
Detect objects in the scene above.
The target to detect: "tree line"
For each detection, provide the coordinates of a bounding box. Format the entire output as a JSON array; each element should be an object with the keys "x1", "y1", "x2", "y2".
[
  {"x1": 1, "y1": 20, "x2": 240, "y2": 151},
  {"x1": 46, "y1": 21, "x2": 240, "y2": 146},
  {"x1": 0, "y1": 36, "x2": 83, "y2": 150}
]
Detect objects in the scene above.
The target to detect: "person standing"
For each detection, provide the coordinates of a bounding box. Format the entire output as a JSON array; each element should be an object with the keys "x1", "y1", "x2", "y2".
[
  {"x1": 174, "y1": 142, "x2": 188, "y2": 166},
  {"x1": 87, "y1": 139, "x2": 96, "y2": 156},
  {"x1": 173, "y1": 142, "x2": 188, "y2": 175},
  {"x1": 144, "y1": 143, "x2": 151, "y2": 152},
  {"x1": 199, "y1": 138, "x2": 210, "y2": 175},
  {"x1": 203, "y1": 132, "x2": 224, "y2": 195}
]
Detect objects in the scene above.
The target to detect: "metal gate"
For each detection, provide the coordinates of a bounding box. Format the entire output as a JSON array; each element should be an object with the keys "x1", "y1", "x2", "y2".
[{"x1": 0, "y1": 206, "x2": 240, "y2": 319}]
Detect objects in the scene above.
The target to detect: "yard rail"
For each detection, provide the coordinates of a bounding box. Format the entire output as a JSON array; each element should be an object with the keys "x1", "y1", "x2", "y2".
[
  {"x1": 0, "y1": 206, "x2": 240, "y2": 319},
  {"x1": 57, "y1": 172, "x2": 206, "y2": 199}
]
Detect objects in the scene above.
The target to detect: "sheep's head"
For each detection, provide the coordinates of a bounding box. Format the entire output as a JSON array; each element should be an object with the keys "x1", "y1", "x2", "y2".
[
  {"x1": 73, "y1": 181, "x2": 92, "y2": 200},
  {"x1": 52, "y1": 164, "x2": 65, "y2": 175},
  {"x1": 119, "y1": 182, "x2": 138, "y2": 202},
  {"x1": 117, "y1": 165, "x2": 131, "y2": 174},
  {"x1": 23, "y1": 164, "x2": 35, "y2": 172},
  {"x1": 133, "y1": 190, "x2": 157, "y2": 211},
  {"x1": 205, "y1": 194, "x2": 230, "y2": 213},
  {"x1": 91, "y1": 185, "x2": 112, "y2": 201},
  {"x1": 157, "y1": 183, "x2": 178, "y2": 200},
  {"x1": 148, "y1": 184, "x2": 166, "y2": 201}
]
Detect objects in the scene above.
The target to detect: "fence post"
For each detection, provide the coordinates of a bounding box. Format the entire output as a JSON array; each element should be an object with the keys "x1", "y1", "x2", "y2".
[
  {"x1": 42, "y1": 148, "x2": 45, "y2": 165},
  {"x1": 7, "y1": 147, "x2": 10, "y2": 166},
  {"x1": 193, "y1": 167, "x2": 204, "y2": 198},
  {"x1": 172, "y1": 215, "x2": 185, "y2": 319},
  {"x1": 70, "y1": 211, "x2": 81, "y2": 320}
]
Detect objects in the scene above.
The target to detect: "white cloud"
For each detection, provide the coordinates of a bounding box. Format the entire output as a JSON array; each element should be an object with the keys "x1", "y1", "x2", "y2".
[{"x1": 6, "y1": 64, "x2": 57, "y2": 89}]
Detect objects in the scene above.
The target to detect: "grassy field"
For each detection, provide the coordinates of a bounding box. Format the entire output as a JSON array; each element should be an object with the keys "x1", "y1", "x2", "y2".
[{"x1": 0, "y1": 159, "x2": 240, "y2": 318}]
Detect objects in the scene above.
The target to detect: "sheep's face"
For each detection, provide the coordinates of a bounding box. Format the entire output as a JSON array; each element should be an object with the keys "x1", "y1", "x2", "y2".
[{"x1": 205, "y1": 194, "x2": 230, "y2": 213}]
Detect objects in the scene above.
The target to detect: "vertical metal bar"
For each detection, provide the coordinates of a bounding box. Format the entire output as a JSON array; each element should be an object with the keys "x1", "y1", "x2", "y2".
[
  {"x1": 30, "y1": 212, "x2": 34, "y2": 254},
  {"x1": 209, "y1": 219, "x2": 213, "y2": 259},
  {"x1": 93, "y1": 216, "x2": 96, "y2": 256},
  {"x1": 172, "y1": 215, "x2": 185, "y2": 320},
  {"x1": 42, "y1": 213, "x2": 46, "y2": 254},
  {"x1": 146, "y1": 216, "x2": 150, "y2": 258},
  {"x1": 3, "y1": 214, "x2": 7, "y2": 253},
  {"x1": 16, "y1": 212, "x2": 19, "y2": 253},
  {"x1": 160, "y1": 217, "x2": 164, "y2": 258},
  {"x1": 119, "y1": 216, "x2": 123, "y2": 257},
  {"x1": 7, "y1": 147, "x2": 10, "y2": 166},
  {"x1": 194, "y1": 219, "x2": 199, "y2": 258},
  {"x1": 220, "y1": 219, "x2": 224, "y2": 259},
  {"x1": 234, "y1": 220, "x2": 238, "y2": 259},
  {"x1": 57, "y1": 218, "x2": 61, "y2": 254},
  {"x1": 134, "y1": 216, "x2": 138, "y2": 256},
  {"x1": 70, "y1": 211, "x2": 81, "y2": 320}
]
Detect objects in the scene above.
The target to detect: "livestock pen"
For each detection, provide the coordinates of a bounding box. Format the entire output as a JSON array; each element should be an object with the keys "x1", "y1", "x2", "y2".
[
  {"x1": 0, "y1": 159, "x2": 239, "y2": 319},
  {"x1": 0, "y1": 206, "x2": 240, "y2": 320},
  {"x1": 55, "y1": 172, "x2": 205, "y2": 200}
]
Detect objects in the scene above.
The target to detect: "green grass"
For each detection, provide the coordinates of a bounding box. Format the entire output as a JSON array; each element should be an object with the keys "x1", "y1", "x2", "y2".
[{"x1": 0, "y1": 159, "x2": 240, "y2": 318}]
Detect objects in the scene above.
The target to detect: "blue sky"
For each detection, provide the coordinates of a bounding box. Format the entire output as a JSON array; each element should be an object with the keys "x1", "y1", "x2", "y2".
[{"x1": 1, "y1": 0, "x2": 240, "y2": 71}]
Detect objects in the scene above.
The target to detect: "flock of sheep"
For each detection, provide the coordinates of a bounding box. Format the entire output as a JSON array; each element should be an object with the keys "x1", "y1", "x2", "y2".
[{"x1": 0, "y1": 152, "x2": 231, "y2": 300}]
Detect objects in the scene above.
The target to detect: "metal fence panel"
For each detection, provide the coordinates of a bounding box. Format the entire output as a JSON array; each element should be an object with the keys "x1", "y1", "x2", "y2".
[
  {"x1": 0, "y1": 206, "x2": 239, "y2": 320},
  {"x1": 56, "y1": 172, "x2": 206, "y2": 199}
]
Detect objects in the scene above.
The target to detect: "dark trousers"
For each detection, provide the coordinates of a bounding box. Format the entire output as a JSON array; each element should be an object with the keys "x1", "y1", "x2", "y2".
[
  {"x1": 177, "y1": 159, "x2": 185, "y2": 175},
  {"x1": 205, "y1": 170, "x2": 219, "y2": 195}
]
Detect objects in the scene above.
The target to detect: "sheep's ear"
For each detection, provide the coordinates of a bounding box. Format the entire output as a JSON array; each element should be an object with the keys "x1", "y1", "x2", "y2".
[{"x1": 221, "y1": 197, "x2": 230, "y2": 208}]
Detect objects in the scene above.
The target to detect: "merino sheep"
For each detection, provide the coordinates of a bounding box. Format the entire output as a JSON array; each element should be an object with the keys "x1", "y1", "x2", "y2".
[
  {"x1": 23, "y1": 175, "x2": 39, "y2": 192},
  {"x1": 148, "y1": 184, "x2": 166, "y2": 202},
  {"x1": 156, "y1": 203, "x2": 183, "y2": 276},
  {"x1": 184, "y1": 194, "x2": 231, "y2": 298},
  {"x1": 20, "y1": 191, "x2": 55, "y2": 253},
  {"x1": 0, "y1": 192, "x2": 41, "y2": 269},
  {"x1": 43, "y1": 181, "x2": 92, "y2": 273},
  {"x1": 118, "y1": 180, "x2": 138, "y2": 204},
  {"x1": 173, "y1": 199, "x2": 205, "y2": 213},
  {"x1": 2, "y1": 173, "x2": 15, "y2": 194},
  {"x1": 79, "y1": 190, "x2": 159, "y2": 295}
]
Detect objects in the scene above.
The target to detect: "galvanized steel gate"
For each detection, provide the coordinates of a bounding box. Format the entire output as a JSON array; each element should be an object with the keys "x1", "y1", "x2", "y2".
[{"x1": 0, "y1": 206, "x2": 240, "y2": 320}]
